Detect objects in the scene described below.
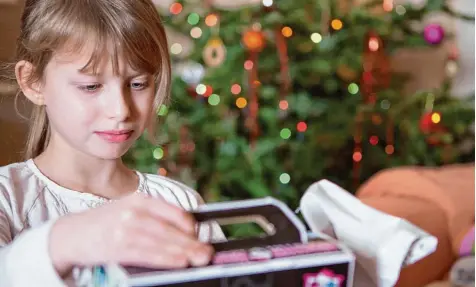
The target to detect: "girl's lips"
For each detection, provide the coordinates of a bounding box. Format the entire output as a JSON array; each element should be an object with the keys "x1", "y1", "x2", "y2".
[{"x1": 95, "y1": 130, "x2": 133, "y2": 143}]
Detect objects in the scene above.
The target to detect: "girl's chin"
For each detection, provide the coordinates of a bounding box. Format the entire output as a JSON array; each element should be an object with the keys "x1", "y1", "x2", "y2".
[{"x1": 89, "y1": 145, "x2": 132, "y2": 160}]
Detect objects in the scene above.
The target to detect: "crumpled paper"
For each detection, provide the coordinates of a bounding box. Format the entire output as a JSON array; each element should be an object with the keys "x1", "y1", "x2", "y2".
[{"x1": 299, "y1": 179, "x2": 438, "y2": 287}]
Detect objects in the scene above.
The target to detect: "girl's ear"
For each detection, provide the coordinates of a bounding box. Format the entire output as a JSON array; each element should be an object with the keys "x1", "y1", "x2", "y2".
[{"x1": 15, "y1": 60, "x2": 45, "y2": 106}]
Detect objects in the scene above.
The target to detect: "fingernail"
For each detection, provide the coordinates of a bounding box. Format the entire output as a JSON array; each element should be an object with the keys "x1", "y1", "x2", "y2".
[{"x1": 192, "y1": 251, "x2": 211, "y2": 266}]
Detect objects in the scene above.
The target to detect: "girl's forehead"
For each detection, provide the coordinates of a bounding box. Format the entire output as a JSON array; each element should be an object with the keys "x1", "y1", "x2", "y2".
[{"x1": 52, "y1": 43, "x2": 138, "y2": 76}]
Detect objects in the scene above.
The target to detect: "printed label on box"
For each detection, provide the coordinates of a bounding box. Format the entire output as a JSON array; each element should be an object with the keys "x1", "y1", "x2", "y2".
[{"x1": 302, "y1": 268, "x2": 346, "y2": 287}]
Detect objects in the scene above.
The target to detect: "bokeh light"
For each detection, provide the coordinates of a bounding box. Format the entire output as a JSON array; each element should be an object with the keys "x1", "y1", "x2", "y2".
[
  {"x1": 279, "y1": 100, "x2": 289, "y2": 110},
  {"x1": 383, "y1": 0, "x2": 393, "y2": 11},
  {"x1": 236, "y1": 97, "x2": 247, "y2": 109},
  {"x1": 231, "y1": 84, "x2": 242, "y2": 95},
  {"x1": 187, "y1": 13, "x2": 200, "y2": 25},
  {"x1": 170, "y1": 43, "x2": 183, "y2": 55},
  {"x1": 369, "y1": 136, "x2": 379, "y2": 146},
  {"x1": 153, "y1": 147, "x2": 164, "y2": 160},
  {"x1": 431, "y1": 112, "x2": 441, "y2": 124},
  {"x1": 348, "y1": 83, "x2": 359, "y2": 94},
  {"x1": 280, "y1": 128, "x2": 292, "y2": 139},
  {"x1": 396, "y1": 5, "x2": 406, "y2": 15},
  {"x1": 297, "y1": 122, "x2": 307, "y2": 132},
  {"x1": 158, "y1": 168, "x2": 167, "y2": 176},
  {"x1": 331, "y1": 19, "x2": 343, "y2": 30},
  {"x1": 310, "y1": 33, "x2": 322, "y2": 43},
  {"x1": 262, "y1": 0, "x2": 273, "y2": 7},
  {"x1": 205, "y1": 14, "x2": 219, "y2": 27},
  {"x1": 368, "y1": 37, "x2": 379, "y2": 52},
  {"x1": 353, "y1": 151, "x2": 362, "y2": 162},
  {"x1": 385, "y1": 145, "x2": 394, "y2": 155},
  {"x1": 203, "y1": 85, "x2": 213, "y2": 98},
  {"x1": 196, "y1": 84, "x2": 206, "y2": 95},
  {"x1": 244, "y1": 60, "x2": 254, "y2": 70},
  {"x1": 190, "y1": 27, "x2": 203, "y2": 39},
  {"x1": 282, "y1": 26, "x2": 293, "y2": 38},
  {"x1": 169, "y1": 3, "x2": 183, "y2": 15},
  {"x1": 279, "y1": 173, "x2": 291, "y2": 184},
  {"x1": 208, "y1": 94, "x2": 220, "y2": 106}
]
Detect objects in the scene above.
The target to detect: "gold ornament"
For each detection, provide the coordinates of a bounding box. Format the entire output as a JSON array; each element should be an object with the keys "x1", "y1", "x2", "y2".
[
  {"x1": 337, "y1": 65, "x2": 358, "y2": 82},
  {"x1": 203, "y1": 37, "x2": 227, "y2": 67}
]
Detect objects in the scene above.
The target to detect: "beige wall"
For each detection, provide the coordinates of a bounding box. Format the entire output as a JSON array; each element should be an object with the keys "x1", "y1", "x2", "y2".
[
  {"x1": 0, "y1": 1, "x2": 28, "y2": 165},
  {"x1": 0, "y1": 2, "x2": 22, "y2": 62}
]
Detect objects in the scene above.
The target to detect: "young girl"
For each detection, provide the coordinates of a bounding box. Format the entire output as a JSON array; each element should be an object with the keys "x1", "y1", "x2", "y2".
[{"x1": 0, "y1": 0, "x2": 224, "y2": 286}]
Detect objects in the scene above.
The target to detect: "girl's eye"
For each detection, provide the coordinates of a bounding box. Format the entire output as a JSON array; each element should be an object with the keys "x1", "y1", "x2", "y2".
[
  {"x1": 79, "y1": 84, "x2": 102, "y2": 93},
  {"x1": 130, "y1": 81, "x2": 149, "y2": 90}
]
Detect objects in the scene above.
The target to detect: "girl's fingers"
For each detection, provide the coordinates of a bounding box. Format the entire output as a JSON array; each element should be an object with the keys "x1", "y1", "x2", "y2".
[
  {"x1": 132, "y1": 196, "x2": 197, "y2": 236},
  {"x1": 120, "y1": 229, "x2": 212, "y2": 269},
  {"x1": 122, "y1": 245, "x2": 189, "y2": 269},
  {"x1": 132, "y1": 215, "x2": 213, "y2": 258}
]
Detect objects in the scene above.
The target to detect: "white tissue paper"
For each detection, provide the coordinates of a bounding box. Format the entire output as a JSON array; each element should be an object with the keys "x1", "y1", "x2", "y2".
[{"x1": 299, "y1": 179, "x2": 438, "y2": 287}]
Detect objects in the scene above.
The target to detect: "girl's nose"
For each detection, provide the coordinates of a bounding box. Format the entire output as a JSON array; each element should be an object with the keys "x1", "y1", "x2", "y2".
[{"x1": 106, "y1": 87, "x2": 131, "y2": 121}]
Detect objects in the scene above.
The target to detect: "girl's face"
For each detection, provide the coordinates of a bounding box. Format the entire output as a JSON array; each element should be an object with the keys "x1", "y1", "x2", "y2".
[{"x1": 40, "y1": 46, "x2": 156, "y2": 160}]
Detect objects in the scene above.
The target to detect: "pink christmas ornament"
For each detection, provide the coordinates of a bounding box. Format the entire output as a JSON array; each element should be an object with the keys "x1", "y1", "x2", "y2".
[{"x1": 423, "y1": 23, "x2": 445, "y2": 45}]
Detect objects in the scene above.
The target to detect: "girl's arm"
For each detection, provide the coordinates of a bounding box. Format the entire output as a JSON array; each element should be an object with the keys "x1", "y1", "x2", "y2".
[
  {"x1": 0, "y1": 183, "x2": 215, "y2": 287},
  {"x1": 0, "y1": 185, "x2": 67, "y2": 286}
]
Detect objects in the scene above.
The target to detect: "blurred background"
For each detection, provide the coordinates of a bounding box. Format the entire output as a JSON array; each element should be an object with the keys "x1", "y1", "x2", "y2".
[
  {"x1": 1, "y1": 0, "x2": 474, "y2": 203},
  {"x1": 131, "y1": 0, "x2": 474, "y2": 207},
  {"x1": 0, "y1": 1, "x2": 474, "y2": 285}
]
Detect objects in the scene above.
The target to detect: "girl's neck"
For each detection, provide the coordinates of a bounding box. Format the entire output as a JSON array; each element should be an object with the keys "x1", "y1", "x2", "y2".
[{"x1": 33, "y1": 139, "x2": 139, "y2": 199}]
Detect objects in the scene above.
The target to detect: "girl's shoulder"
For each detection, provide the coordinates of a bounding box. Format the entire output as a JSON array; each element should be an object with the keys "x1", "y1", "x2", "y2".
[
  {"x1": 0, "y1": 160, "x2": 30, "y2": 179},
  {"x1": 139, "y1": 172, "x2": 203, "y2": 211},
  {"x1": 0, "y1": 160, "x2": 44, "y2": 213},
  {"x1": 0, "y1": 160, "x2": 37, "y2": 192}
]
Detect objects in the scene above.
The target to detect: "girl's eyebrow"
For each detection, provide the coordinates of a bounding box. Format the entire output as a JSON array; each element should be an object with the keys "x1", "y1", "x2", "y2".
[
  {"x1": 128, "y1": 72, "x2": 144, "y2": 78},
  {"x1": 76, "y1": 68, "x2": 100, "y2": 76},
  {"x1": 128, "y1": 73, "x2": 151, "y2": 79},
  {"x1": 74, "y1": 70, "x2": 149, "y2": 80}
]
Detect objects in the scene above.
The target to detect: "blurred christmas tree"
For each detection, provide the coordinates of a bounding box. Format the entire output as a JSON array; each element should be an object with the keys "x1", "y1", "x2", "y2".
[{"x1": 125, "y1": 0, "x2": 474, "y2": 216}]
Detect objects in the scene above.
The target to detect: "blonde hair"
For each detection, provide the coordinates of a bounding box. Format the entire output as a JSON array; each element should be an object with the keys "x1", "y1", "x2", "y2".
[{"x1": 13, "y1": 0, "x2": 171, "y2": 159}]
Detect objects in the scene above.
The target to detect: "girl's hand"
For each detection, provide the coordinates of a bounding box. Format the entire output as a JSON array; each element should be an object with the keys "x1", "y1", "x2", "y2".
[{"x1": 49, "y1": 193, "x2": 213, "y2": 276}]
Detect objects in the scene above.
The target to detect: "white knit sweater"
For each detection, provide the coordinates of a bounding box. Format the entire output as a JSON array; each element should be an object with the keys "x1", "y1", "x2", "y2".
[{"x1": 0, "y1": 160, "x2": 224, "y2": 287}]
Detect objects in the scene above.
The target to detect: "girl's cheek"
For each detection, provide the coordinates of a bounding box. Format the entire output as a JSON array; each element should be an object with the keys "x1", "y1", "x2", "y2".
[{"x1": 75, "y1": 102, "x2": 86, "y2": 113}]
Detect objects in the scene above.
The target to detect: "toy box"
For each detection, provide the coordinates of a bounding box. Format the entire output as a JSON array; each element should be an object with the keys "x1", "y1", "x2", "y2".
[{"x1": 113, "y1": 197, "x2": 355, "y2": 287}]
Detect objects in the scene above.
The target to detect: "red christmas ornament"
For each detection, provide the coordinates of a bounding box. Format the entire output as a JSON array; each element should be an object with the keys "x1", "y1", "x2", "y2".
[
  {"x1": 369, "y1": 136, "x2": 379, "y2": 146},
  {"x1": 419, "y1": 112, "x2": 433, "y2": 133},
  {"x1": 187, "y1": 86, "x2": 198, "y2": 98},
  {"x1": 203, "y1": 85, "x2": 213, "y2": 98},
  {"x1": 242, "y1": 30, "x2": 265, "y2": 52},
  {"x1": 419, "y1": 112, "x2": 442, "y2": 134}
]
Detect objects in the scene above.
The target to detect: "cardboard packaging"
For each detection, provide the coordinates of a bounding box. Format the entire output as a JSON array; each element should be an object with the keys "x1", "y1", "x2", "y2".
[{"x1": 100, "y1": 197, "x2": 355, "y2": 287}]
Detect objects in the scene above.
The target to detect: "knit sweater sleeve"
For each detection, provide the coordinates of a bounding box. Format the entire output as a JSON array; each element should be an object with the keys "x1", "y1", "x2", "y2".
[{"x1": 0, "y1": 182, "x2": 67, "y2": 287}]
